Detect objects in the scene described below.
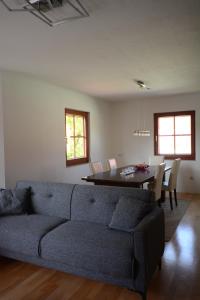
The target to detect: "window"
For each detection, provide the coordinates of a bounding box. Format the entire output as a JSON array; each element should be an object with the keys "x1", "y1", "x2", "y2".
[
  {"x1": 65, "y1": 108, "x2": 90, "y2": 166},
  {"x1": 154, "y1": 111, "x2": 195, "y2": 160}
]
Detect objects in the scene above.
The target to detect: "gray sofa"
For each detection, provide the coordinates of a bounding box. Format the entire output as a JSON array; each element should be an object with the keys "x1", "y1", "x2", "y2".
[{"x1": 0, "y1": 181, "x2": 165, "y2": 300}]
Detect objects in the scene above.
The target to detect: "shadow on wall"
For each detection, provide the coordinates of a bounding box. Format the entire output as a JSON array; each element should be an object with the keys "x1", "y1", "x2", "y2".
[{"x1": 179, "y1": 163, "x2": 197, "y2": 193}]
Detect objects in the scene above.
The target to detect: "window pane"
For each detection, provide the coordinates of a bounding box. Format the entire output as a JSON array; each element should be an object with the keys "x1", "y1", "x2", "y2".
[
  {"x1": 158, "y1": 136, "x2": 174, "y2": 154},
  {"x1": 175, "y1": 116, "x2": 191, "y2": 135},
  {"x1": 65, "y1": 108, "x2": 89, "y2": 165},
  {"x1": 154, "y1": 111, "x2": 195, "y2": 160},
  {"x1": 66, "y1": 115, "x2": 74, "y2": 138},
  {"x1": 158, "y1": 117, "x2": 174, "y2": 135},
  {"x1": 175, "y1": 136, "x2": 191, "y2": 154},
  {"x1": 75, "y1": 115, "x2": 84, "y2": 136},
  {"x1": 75, "y1": 137, "x2": 85, "y2": 158},
  {"x1": 66, "y1": 137, "x2": 75, "y2": 160}
]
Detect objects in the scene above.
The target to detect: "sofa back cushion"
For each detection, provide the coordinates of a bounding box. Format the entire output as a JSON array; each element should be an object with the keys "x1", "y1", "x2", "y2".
[
  {"x1": 71, "y1": 185, "x2": 153, "y2": 225},
  {"x1": 16, "y1": 181, "x2": 75, "y2": 219}
]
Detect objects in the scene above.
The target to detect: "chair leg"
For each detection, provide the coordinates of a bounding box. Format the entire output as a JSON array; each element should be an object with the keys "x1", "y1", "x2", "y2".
[
  {"x1": 158, "y1": 259, "x2": 162, "y2": 270},
  {"x1": 169, "y1": 191, "x2": 173, "y2": 210},
  {"x1": 174, "y1": 189, "x2": 178, "y2": 206},
  {"x1": 139, "y1": 291, "x2": 147, "y2": 300},
  {"x1": 128, "y1": 289, "x2": 147, "y2": 300}
]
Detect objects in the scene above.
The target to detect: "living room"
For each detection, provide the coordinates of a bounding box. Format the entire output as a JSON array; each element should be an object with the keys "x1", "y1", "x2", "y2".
[{"x1": 0, "y1": 1, "x2": 200, "y2": 299}]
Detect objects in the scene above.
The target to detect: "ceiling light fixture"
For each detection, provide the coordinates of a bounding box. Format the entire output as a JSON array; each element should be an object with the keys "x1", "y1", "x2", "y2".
[
  {"x1": 133, "y1": 129, "x2": 150, "y2": 137},
  {"x1": 134, "y1": 79, "x2": 150, "y2": 90},
  {"x1": 133, "y1": 80, "x2": 151, "y2": 136},
  {"x1": 1, "y1": 0, "x2": 89, "y2": 27}
]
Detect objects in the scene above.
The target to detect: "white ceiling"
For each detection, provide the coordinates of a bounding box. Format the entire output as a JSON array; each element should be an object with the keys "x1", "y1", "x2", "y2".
[{"x1": 0, "y1": 0, "x2": 199, "y2": 100}]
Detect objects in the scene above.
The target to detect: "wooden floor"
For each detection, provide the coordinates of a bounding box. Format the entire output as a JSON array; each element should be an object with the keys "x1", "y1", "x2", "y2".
[{"x1": 0, "y1": 193, "x2": 200, "y2": 300}]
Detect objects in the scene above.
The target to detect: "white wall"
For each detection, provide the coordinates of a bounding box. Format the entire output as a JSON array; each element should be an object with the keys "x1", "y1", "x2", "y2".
[
  {"x1": 0, "y1": 73, "x2": 5, "y2": 187},
  {"x1": 110, "y1": 93, "x2": 200, "y2": 193},
  {"x1": 2, "y1": 72, "x2": 112, "y2": 187},
  {"x1": 1, "y1": 71, "x2": 200, "y2": 193}
]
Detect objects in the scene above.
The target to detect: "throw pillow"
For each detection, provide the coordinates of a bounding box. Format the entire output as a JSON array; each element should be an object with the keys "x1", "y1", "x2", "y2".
[
  {"x1": 0, "y1": 188, "x2": 29, "y2": 216},
  {"x1": 109, "y1": 196, "x2": 154, "y2": 232}
]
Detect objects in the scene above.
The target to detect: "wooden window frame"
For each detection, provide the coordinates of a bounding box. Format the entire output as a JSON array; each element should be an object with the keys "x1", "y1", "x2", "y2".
[
  {"x1": 65, "y1": 108, "x2": 90, "y2": 167},
  {"x1": 154, "y1": 110, "x2": 195, "y2": 160}
]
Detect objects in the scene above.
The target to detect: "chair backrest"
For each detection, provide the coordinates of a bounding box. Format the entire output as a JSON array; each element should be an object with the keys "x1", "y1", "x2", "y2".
[
  {"x1": 149, "y1": 155, "x2": 164, "y2": 166},
  {"x1": 153, "y1": 163, "x2": 166, "y2": 201},
  {"x1": 107, "y1": 158, "x2": 117, "y2": 170},
  {"x1": 168, "y1": 158, "x2": 181, "y2": 190},
  {"x1": 90, "y1": 161, "x2": 104, "y2": 174}
]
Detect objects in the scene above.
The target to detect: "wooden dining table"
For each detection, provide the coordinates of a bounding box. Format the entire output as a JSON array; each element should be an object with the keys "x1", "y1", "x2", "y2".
[{"x1": 82, "y1": 165, "x2": 171, "y2": 188}]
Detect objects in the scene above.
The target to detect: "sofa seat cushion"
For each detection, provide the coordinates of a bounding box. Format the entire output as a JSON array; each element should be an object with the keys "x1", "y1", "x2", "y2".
[
  {"x1": 41, "y1": 221, "x2": 134, "y2": 278},
  {"x1": 0, "y1": 214, "x2": 65, "y2": 256}
]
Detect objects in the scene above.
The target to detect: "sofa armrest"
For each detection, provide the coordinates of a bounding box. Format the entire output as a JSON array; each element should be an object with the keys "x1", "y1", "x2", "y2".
[{"x1": 132, "y1": 207, "x2": 165, "y2": 294}]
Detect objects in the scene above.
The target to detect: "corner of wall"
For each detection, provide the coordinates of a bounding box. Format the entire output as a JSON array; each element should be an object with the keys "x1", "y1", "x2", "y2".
[{"x1": 0, "y1": 71, "x2": 5, "y2": 187}]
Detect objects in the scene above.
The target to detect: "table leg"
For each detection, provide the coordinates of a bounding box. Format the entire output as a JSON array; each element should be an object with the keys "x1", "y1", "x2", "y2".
[{"x1": 160, "y1": 173, "x2": 166, "y2": 202}]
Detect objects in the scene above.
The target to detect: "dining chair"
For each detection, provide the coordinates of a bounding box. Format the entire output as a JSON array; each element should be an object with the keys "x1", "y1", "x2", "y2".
[
  {"x1": 148, "y1": 163, "x2": 166, "y2": 204},
  {"x1": 90, "y1": 161, "x2": 104, "y2": 175},
  {"x1": 162, "y1": 158, "x2": 181, "y2": 210},
  {"x1": 149, "y1": 155, "x2": 164, "y2": 166},
  {"x1": 107, "y1": 158, "x2": 117, "y2": 170}
]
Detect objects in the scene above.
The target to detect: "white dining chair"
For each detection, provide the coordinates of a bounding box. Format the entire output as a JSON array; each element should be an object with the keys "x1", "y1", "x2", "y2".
[
  {"x1": 107, "y1": 158, "x2": 117, "y2": 170},
  {"x1": 148, "y1": 163, "x2": 166, "y2": 204},
  {"x1": 149, "y1": 155, "x2": 164, "y2": 166},
  {"x1": 162, "y1": 158, "x2": 181, "y2": 210},
  {"x1": 90, "y1": 161, "x2": 104, "y2": 175}
]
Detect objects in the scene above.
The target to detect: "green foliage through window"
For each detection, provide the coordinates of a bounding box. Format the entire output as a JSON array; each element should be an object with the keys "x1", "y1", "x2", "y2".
[{"x1": 65, "y1": 109, "x2": 89, "y2": 166}]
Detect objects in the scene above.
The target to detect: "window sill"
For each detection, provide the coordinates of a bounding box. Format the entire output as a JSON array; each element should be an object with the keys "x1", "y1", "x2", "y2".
[
  {"x1": 157, "y1": 154, "x2": 196, "y2": 161},
  {"x1": 66, "y1": 158, "x2": 89, "y2": 167}
]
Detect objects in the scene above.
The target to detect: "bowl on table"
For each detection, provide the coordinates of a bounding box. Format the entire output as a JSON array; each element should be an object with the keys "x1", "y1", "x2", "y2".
[{"x1": 135, "y1": 163, "x2": 149, "y2": 171}]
